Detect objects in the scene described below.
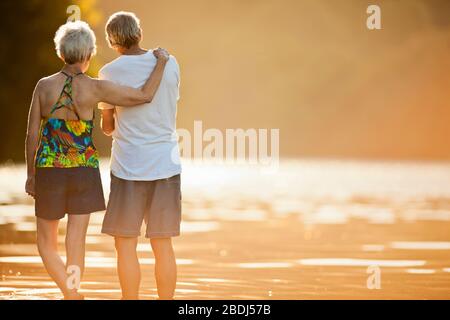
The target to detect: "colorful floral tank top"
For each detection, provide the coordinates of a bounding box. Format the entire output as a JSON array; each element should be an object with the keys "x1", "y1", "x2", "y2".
[{"x1": 35, "y1": 71, "x2": 99, "y2": 168}]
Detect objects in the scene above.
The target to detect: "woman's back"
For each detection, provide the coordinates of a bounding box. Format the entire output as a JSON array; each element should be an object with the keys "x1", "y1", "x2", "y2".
[
  {"x1": 38, "y1": 72, "x2": 98, "y2": 121},
  {"x1": 36, "y1": 71, "x2": 100, "y2": 168}
]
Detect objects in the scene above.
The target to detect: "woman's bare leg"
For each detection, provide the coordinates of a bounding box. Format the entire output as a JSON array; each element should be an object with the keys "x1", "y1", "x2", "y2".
[
  {"x1": 65, "y1": 214, "x2": 90, "y2": 299},
  {"x1": 36, "y1": 217, "x2": 73, "y2": 298}
]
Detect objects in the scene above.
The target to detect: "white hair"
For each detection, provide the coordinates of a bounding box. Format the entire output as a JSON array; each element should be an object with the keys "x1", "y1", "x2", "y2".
[{"x1": 54, "y1": 20, "x2": 97, "y2": 64}]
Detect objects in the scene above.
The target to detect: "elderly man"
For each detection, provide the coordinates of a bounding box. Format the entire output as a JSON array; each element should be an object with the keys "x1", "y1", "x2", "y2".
[{"x1": 98, "y1": 12, "x2": 182, "y2": 300}]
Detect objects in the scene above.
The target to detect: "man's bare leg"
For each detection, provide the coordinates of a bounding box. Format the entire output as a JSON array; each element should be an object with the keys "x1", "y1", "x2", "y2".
[
  {"x1": 115, "y1": 236, "x2": 140, "y2": 299},
  {"x1": 150, "y1": 237, "x2": 177, "y2": 300}
]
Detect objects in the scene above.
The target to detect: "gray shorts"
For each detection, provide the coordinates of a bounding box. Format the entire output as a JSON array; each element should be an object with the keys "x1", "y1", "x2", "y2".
[{"x1": 102, "y1": 173, "x2": 182, "y2": 238}]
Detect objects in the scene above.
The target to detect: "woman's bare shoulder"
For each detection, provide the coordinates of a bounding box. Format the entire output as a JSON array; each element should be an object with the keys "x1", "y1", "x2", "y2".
[
  {"x1": 35, "y1": 73, "x2": 63, "y2": 91},
  {"x1": 80, "y1": 74, "x2": 101, "y2": 92}
]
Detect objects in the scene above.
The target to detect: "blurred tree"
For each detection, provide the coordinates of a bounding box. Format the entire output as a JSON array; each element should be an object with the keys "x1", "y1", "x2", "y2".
[{"x1": 0, "y1": 0, "x2": 101, "y2": 163}]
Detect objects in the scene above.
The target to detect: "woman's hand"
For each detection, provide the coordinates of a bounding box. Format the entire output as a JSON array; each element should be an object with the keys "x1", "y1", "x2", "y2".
[
  {"x1": 153, "y1": 47, "x2": 170, "y2": 62},
  {"x1": 25, "y1": 175, "x2": 35, "y2": 198}
]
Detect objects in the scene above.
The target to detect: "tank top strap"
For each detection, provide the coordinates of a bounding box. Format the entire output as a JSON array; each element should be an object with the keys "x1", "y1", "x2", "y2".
[
  {"x1": 61, "y1": 71, "x2": 84, "y2": 78},
  {"x1": 50, "y1": 71, "x2": 84, "y2": 120}
]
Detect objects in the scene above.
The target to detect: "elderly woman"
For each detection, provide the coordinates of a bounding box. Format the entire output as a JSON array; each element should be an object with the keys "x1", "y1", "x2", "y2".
[{"x1": 25, "y1": 20, "x2": 169, "y2": 299}]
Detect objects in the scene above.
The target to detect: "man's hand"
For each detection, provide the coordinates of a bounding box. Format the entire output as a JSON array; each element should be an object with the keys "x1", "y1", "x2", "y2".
[
  {"x1": 153, "y1": 47, "x2": 170, "y2": 62},
  {"x1": 25, "y1": 175, "x2": 35, "y2": 198}
]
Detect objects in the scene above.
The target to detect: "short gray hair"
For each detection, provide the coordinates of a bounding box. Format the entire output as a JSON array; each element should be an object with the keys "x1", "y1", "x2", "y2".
[
  {"x1": 54, "y1": 21, "x2": 97, "y2": 64},
  {"x1": 105, "y1": 11, "x2": 141, "y2": 49}
]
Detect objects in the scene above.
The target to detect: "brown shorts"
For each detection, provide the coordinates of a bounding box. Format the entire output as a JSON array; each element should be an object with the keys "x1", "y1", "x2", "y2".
[
  {"x1": 35, "y1": 167, "x2": 106, "y2": 220},
  {"x1": 101, "y1": 173, "x2": 182, "y2": 238}
]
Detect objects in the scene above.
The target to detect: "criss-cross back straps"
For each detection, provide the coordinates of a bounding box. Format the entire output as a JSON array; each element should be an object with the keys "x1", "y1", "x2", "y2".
[{"x1": 50, "y1": 71, "x2": 84, "y2": 119}]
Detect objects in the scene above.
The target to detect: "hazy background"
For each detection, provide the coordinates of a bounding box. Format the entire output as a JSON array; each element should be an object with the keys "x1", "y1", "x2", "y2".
[
  {"x1": 1, "y1": 1, "x2": 450, "y2": 300},
  {"x1": 1, "y1": 0, "x2": 449, "y2": 162}
]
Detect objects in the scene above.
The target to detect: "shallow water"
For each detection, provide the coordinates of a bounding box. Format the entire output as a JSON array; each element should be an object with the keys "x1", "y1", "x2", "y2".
[{"x1": 1, "y1": 159, "x2": 450, "y2": 299}]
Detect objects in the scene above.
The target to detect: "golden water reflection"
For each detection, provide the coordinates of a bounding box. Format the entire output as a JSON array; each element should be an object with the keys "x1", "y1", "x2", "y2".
[
  {"x1": 297, "y1": 259, "x2": 426, "y2": 267},
  {"x1": 1, "y1": 160, "x2": 450, "y2": 299}
]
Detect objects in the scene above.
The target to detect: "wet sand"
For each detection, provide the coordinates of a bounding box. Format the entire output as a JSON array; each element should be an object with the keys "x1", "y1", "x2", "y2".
[{"x1": 1, "y1": 160, "x2": 450, "y2": 299}]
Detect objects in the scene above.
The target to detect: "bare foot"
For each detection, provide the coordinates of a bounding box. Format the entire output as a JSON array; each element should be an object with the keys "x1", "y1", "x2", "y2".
[{"x1": 64, "y1": 292, "x2": 85, "y2": 300}]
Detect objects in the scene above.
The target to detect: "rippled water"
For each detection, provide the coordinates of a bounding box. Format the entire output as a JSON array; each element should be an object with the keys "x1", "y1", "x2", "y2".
[{"x1": 1, "y1": 159, "x2": 450, "y2": 299}]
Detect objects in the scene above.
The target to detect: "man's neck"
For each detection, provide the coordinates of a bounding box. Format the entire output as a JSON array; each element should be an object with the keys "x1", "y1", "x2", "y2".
[{"x1": 120, "y1": 45, "x2": 147, "y2": 56}]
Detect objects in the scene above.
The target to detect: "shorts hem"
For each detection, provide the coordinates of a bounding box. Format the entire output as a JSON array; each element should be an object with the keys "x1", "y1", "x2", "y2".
[
  {"x1": 102, "y1": 228, "x2": 141, "y2": 238},
  {"x1": 145, "y1": 231, "x2": 180, "y2": 239},
  {"x1": 35, "y1": 211, "x2": 95, "y2": 220},
  {"x1": 35, "y1": 213, "x2": 65, "y2": 220},
  {"x1": 68, "y1": 207, "x2": 105, "y2": 215}
]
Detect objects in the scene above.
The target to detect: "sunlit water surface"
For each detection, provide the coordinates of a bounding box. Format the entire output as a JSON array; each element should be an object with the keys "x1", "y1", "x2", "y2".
[{"x1": 1, "y1": 159, "x2": 450, "y2": 299}]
